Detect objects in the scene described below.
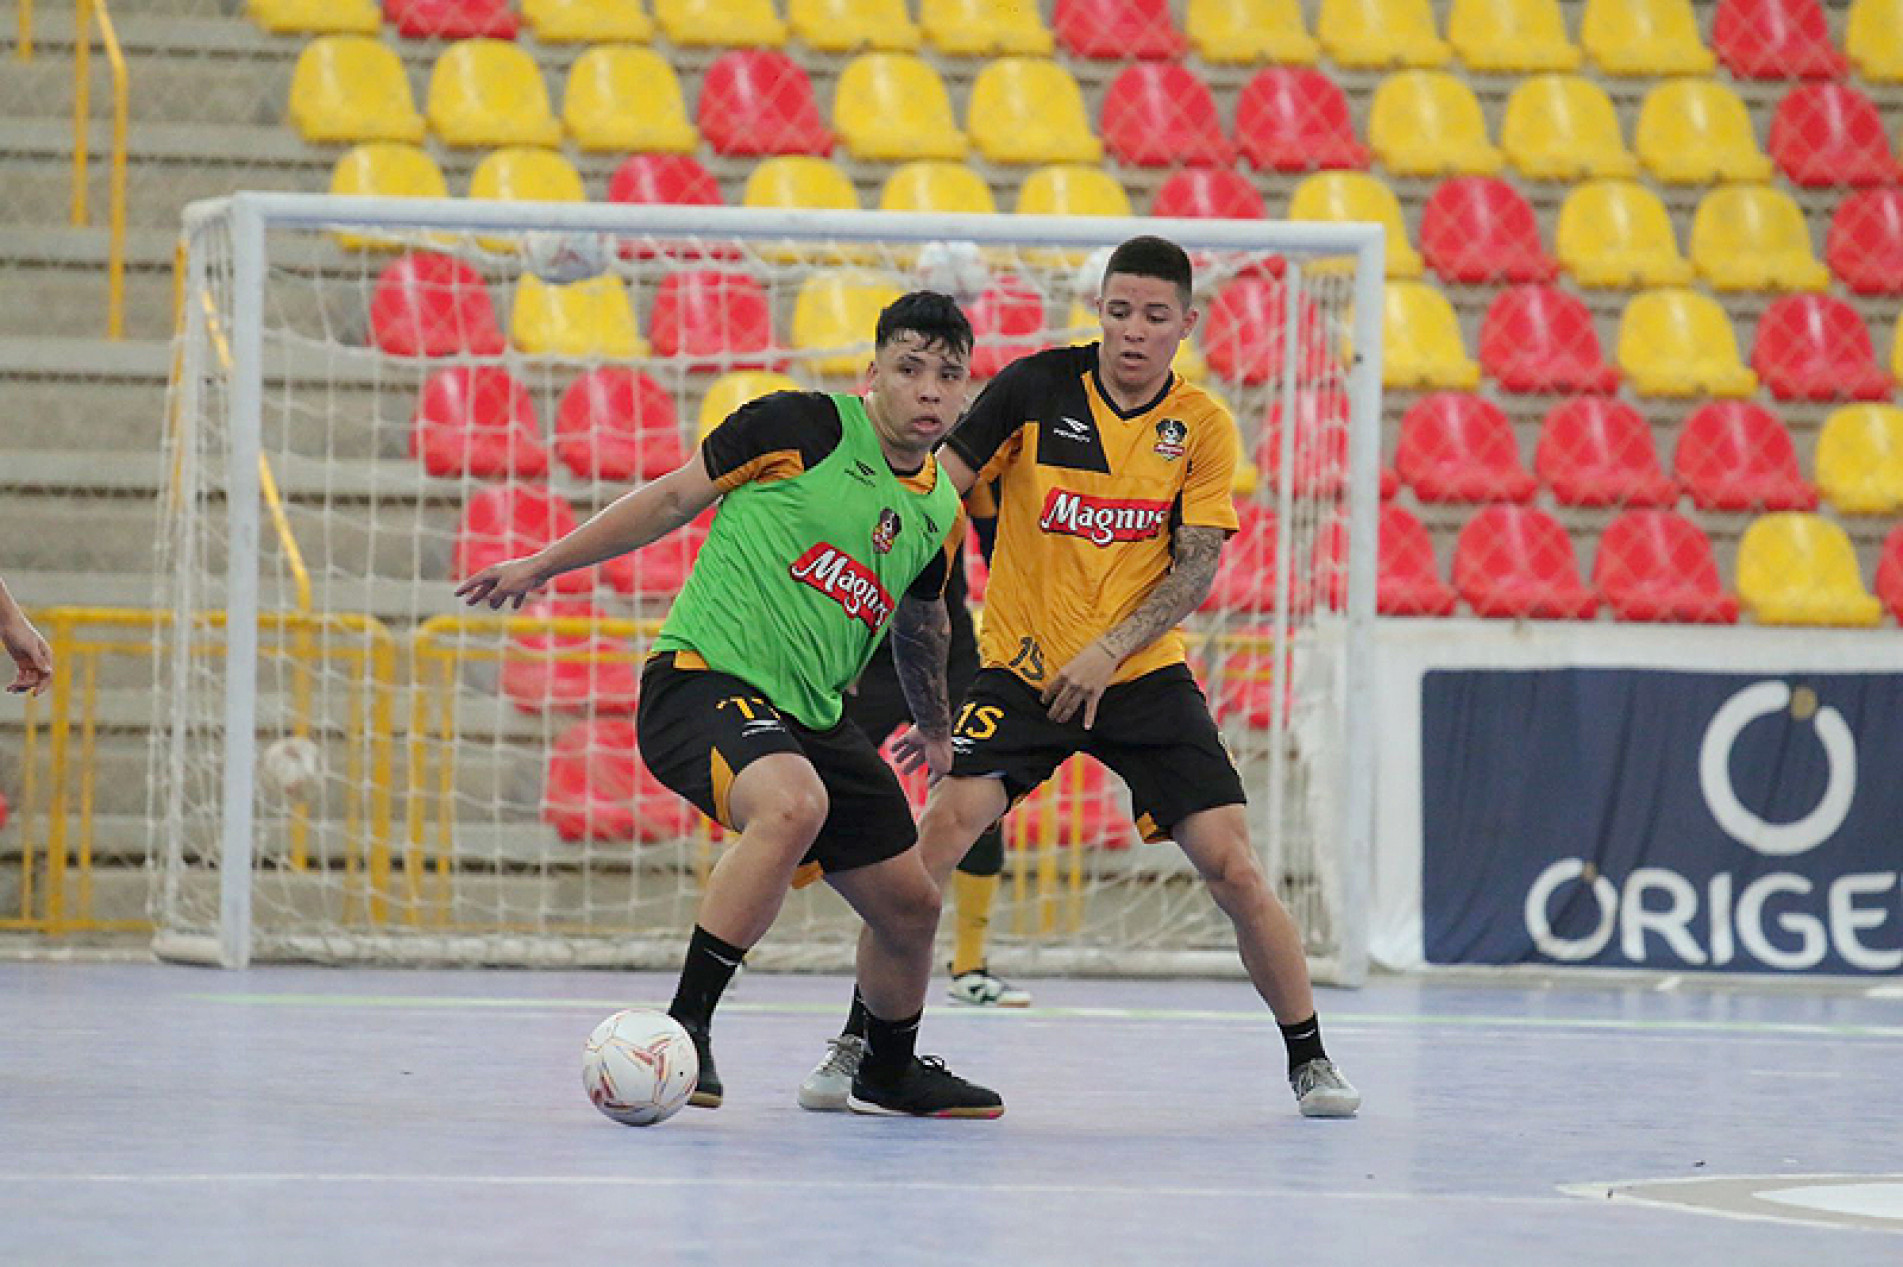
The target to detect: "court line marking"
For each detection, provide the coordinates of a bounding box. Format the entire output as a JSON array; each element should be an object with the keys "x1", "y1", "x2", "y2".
[{"x1": 1560, "y1": 1175, "x2": 1903, "y2": 1237}]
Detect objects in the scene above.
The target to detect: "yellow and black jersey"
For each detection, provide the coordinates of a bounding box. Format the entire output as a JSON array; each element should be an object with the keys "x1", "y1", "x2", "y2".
[{"x1": 944, "y1": 343, "x2": 1240, "y2": 689}]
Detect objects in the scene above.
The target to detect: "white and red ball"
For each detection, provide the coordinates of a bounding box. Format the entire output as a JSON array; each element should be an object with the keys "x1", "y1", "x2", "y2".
[{"x1": 581, "y1": 1009, "x2": 698, "y2": 1126}]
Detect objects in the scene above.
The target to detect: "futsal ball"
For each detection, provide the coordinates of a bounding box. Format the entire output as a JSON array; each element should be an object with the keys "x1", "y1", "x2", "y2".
[
  {"x1": 259, "y1": 735, "x2": 322, "y2": 801},
  {"x1": 582, "y1": 1009, "x2": 699, "y2": 1127},
  {"x1": 522, "y1": 231, "x2": 611, "y2": 284}
]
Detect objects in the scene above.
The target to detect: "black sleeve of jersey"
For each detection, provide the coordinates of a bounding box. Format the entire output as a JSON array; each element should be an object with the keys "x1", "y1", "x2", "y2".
[
  {"x1": 906, "y1": 543, "x2": 949, "y2": 600},
  {"x1": 946, "y1": 348, "x2": 1074, "y2": 473},
  {"x1": 700, "y1": 391, "x2": 842, "y2": 485}
]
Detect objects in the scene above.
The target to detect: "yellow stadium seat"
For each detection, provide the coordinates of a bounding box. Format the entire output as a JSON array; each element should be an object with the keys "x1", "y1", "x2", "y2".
[
  {"x1": 968, "y1": 59, "x2": 1100, "y2": 166},
  {"x1": 522, "y1": 0, "x2": 654, "y2": 42},
  {"x1": 1317, "y1": 0, "x2": 1451, "y2": 68},
  {"x1": 1580, "y1": 0, "x2": 1713, "y2": 75},
  {"x1": 1448, "y1": 0, "x2": 1580, "y2": 72},
  {"x1": 1616, "y1": 289, "x2": 1759, "y2": 397},
  {"x1": 470, "y1": 147, "x2": 585, "y2": 249},
  {"x1": 1288, "y1": 171, "x2": 1424, "y2": 279},
  {"x1": 790, "y1": 0, "x2": 919, "y2": 50},
  {"x1": 879, "y1": 161, "x2": 995, "y2": 215},
  {"x1": 919, "y1": 0, "x2": 1053, "y2": 55},
  {"x1": 794, "y1": 272, "x2": 904, "y2": 376},
  {"x1": 427, "y1": 39, "x2": 561, "y2": 149},
  {"x1": 1690, "y1": 185, "x2": 1830, "y2": 293},
  {"x1": 1737, "y1": 513, "x2": 1884, "y2": 627},
  {"x1": 249, "y1": 0, "x2": 378, "y2": 35},
  {"x1": 511, "y1": 273, "x2": 648, "y2": 359},
  {"x1": 1818, "y1": 405, "x2": 1903, "y2": 514},
  {"x1": 1383, "y1": 281, "x2": 1480, "y2": 390},
  {"x1": 1847, "y1": 0, "x2": 1903, "y2": 82},
  {"x1": 1187, "y1": 0, "x2": 1318, "y2": 65},
  {"x1": 1017, "y1": 165, "x2": 1131, "y2": 219},
  {"x1": 562, "y1": 47, "x2": 696, "y2": 153},
  {"x1": 288, "y1": 36, "x2": 424, "y2": 144},
  {"x1": 329, "y1": 143, "x2": 447, "y2": 250},
  {"x1": 1637, "y1": 80, "x2": 1773, "y2": 185},
  {"x1": 1368, "y1": 71, "x2": 1502, "y2": 176},
  {"x1": 1501, "y1": 74, "x2": 1635, "y2": 181},
  {"x1": 1556, "y1": 180, "x2": 1694, "y2": 288},
  {"x1": 835, "y1": 53, "x2": 966, "y2": 162},
  {"x1": 699, "y1": 371, "x2": 803, "y2": 441},
  {"x1": 654, "y1": 0, "x2": 787, "y2": 46},
  {"x1": 744, "y1": 156, "x2": 859, "y2": 211}
]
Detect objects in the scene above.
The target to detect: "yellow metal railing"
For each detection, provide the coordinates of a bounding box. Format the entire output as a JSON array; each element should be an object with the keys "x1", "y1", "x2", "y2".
[
  {"x1": 72, "y1": 0, "x2": 128, "y2": 338},
  {"x1": 17, "y1": 0, "x2": 31, "y2": 59}
]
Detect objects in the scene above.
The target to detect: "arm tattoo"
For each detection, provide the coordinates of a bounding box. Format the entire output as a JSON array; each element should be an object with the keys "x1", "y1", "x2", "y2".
[
  {"x1": 889, "y1": 594, "x2": 954, "y2": 741},
  {"x1": 1097, "y1": 525, "x2": 1226, "y2": 663}
]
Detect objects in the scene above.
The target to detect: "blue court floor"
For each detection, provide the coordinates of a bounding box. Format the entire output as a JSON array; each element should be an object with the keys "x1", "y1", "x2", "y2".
[{"x1": 2, "y1": 963, "x2": 1898, "y2": 1266}]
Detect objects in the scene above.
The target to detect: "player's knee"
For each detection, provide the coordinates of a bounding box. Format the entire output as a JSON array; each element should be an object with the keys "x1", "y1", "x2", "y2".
[
  {"x1": 1198, "y1": 836, "x2": 1269, "y2": 911},
  {"x1": 746, "y1": 784, "x2": 829, "y2": 853}
]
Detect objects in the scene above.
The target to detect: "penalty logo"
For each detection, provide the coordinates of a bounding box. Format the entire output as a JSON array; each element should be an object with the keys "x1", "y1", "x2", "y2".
[
  {"x1": 1153, "y1": 418, "x2": 1187, "y2": 460},
  {"x1": 872, "y1": 508, "x2": 902, "y2": 555}
]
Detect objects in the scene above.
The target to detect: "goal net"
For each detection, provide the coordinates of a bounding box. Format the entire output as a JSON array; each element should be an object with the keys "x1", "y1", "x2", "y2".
[{"x1": 152, "y1": 193, "x2": 1382, "y2": 982}]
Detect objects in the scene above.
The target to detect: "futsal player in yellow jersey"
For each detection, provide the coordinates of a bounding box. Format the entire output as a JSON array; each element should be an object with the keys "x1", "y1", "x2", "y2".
[{"x1": 802, "y1": 237, "x2": 1360, "y2": 1117}]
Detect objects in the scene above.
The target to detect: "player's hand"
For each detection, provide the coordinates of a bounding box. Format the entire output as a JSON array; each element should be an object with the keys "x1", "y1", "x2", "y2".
[
  {"x1": 454, "y1": 555, "x2": 550, "y2": 610},
  {"x1": 892, "y1": 725, "x2": 954, "y2": 785},
  {"x1": 2, "y1": 612, "x2": 53, "y2": 697},
  {"x1": 1041, "y1": 641, "x2": 1120, "y2": 729}
]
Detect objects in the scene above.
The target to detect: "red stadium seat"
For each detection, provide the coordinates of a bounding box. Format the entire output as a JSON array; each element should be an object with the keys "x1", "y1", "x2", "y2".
[
  {"x1": 370, "y1": 252, "x2": 505, "y2": 358},
  {"x1": 454, "y1": 484, "x2": 593, "y2": 594},
  {"x1": 601, "y1": 507, "x2": 712, "y2": 597},
  {"x1": 411, "y1": 365, "x2": 550, "y2": 481},
  {"x1": 961, "y1": 528, "x2": 989, "y2": 604},
  {"x1": 1396, "y1": 392, "x2": 1538, "y2": 503},
  {"x1": 1453, "y1": 505, "x2": 1599, "y2": 619},
  {"x1": 1828, "y1": 188, "x2": 1903, "y2": 295},
  {"x1": 1752, "y1": 294, "x2": 1895, "y2": 402},
  {"x1": 1235, "y1": 67, "x2": 1370, "y2": 173},
  {"x1": 1420, "y1": 177, "x2": 1557, "y2": 284},
  {"x1": 498, "y1": 598, "x2": 641, "y2": 714},
  {"x1": 1151, "y1": 167, "x2": 1266, "y2": 220},
  {"x1": 698, "y1": 49, "x2": 834, "y2": 157},
  {"x1": 1054, "y1": 0, "x2": 1185, "y2": 58},
  {"x1": 1769, "y1": 84, "x2": 1898, "y2": 188},
  {"x1": 1312, "y1": 502, "x2": 1459, "y2": 616},
  {"x1": 385, "y1": 0, "x2": 518, "y2": 37},
  {"x1": 1594, "y1": 509, "x2": 1740, "y2": 623},
  {"x1": 1212, "y1": 642, "x2": 1294, "y2": 730},
  {"x1": 1203, "y1": 502, "x2": 1279, "y2": 612},
  {"x1": 1101, "y1": 64, "x2": 1233, "y2": 167},
  {"x1": 969, "y1": 277, "x2": 1048, "y2": 379},
  {"x1": 1203, "y1": 276, "x2": 1328, "y2": 385},
  {"x1": 1004, "y1": 755, "x2": 1135, "y2": 850},
  {"x1": 554, "y1": 368, "x2": 684, "y2": 483},
  {"x1": 1673, "y1": 401, "x2": 1819, "y2": 511},
  {"x1": 1534, "y1": 396, "x2": 1676, "y2": 507},
  {"x1": 1256, "y1": 379, "x2": 1349, "y2": 497},
  {"x1": 544, "y1": 718, "x2": 699, "y2": 843},
  {"x1": 1479, "y1": 284, "x2": 1621, "y2": 393},
  {"x1": 1877, "y1": 523, "x2": 1903, "y2": 622},
  {"x1": 607, "y1": 153, "x2": 722, "y2": 207},
  {"x1": 649, "y1": 271, "x2": 778, "y2": 368},
  {"x1": 1712, "y1": 0, "x2": 1846, "y2": 79}
]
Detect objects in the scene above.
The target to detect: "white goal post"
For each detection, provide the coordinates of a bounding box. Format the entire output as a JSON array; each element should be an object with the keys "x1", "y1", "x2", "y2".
[{"x1": 152, "y1": 191, "x2": 1384, "y2": 983}]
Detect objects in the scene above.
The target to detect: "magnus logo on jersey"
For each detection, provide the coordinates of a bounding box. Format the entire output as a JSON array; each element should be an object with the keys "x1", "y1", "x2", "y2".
[
  {"x1": 789, "y1": 543, "x2": 894, "y2": 630},
  {"x1": 1038, "y1": 488, "x2": 1172, "y2": 547},
  {"x1": 1153, "y1": 419, "x2": 1187, "y2": 461},
  {"x1": 871, "y1": 508, "x2": 902, "y2": 555}
]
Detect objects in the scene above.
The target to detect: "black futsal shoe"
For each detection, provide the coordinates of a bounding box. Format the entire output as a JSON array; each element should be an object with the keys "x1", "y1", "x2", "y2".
[
  {"x1": 848, "y1": 1055, "x2": 1004, "y2": 1119},
  {"x1": 681, "y1": 1022, "x2": 722, "y2": 1108}
]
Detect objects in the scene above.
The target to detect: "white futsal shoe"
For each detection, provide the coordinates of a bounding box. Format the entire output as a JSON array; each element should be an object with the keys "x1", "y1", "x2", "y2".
[
  {"x1": 796, "y1": 1033, "x2": 866, "y2": 1112},
  {"x1": 945, "y1": 966, "x2": 1032, "y2": 1008},
  {"x1": 1290, "y1": 1057, "x2": 1360, "y2": 1118}
]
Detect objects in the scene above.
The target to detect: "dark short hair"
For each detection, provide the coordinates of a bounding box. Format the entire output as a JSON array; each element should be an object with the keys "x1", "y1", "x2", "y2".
[
  {"x1": 876, "y1": 290, "x2": 973, "y2": 359},
  {"x1": 1103, "y1": 235, "x2": 1194, "y2": 307}
]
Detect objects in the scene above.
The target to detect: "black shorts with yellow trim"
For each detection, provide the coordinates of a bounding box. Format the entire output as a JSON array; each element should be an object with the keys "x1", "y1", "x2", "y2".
[
  {"x1": 636, "y1": 651, "x2": 917, "y2": 886},
  {"x1": 948, "y1": 663, "x2": 1245, "y2": 843}
]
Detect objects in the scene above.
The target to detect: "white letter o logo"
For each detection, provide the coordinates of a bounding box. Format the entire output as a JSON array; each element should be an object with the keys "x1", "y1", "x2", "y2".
[{"x1": 1698, "y1": 681, "x2": 1855, "y2": 858}]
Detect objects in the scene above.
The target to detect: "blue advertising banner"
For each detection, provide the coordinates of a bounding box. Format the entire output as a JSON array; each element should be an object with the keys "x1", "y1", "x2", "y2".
[{"x1": 1420, "y1": 669, "x2": 1903, "y2": 974}]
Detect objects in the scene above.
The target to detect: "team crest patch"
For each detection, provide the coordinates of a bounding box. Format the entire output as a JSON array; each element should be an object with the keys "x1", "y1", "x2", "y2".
[
  {"x1": 1153, "y1": 418, "x2": 1188, "y2": 460},
  {"x1": 872, "y1": 507, "x2": 902, "y2": 554}
]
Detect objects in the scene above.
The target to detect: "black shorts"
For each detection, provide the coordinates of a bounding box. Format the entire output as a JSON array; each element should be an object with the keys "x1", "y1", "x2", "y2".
[
  {"x1": 949, "y1": 663, "x2": 1246, "y2": 843},
  {"x1": 636, "y1": 652, "x2": 916, "y2": 881},
  {"x1": 841, "y1": 625, "x2": 981, "y2": 747}
]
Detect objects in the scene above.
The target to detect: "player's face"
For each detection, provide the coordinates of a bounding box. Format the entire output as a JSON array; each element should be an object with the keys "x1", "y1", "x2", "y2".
[
  {"x1": 865, "y1": 331, "x2": 971, "y2": 459},
  {"x1": 1097, "y1": 272, "x2": 1197, "y2": 400}
]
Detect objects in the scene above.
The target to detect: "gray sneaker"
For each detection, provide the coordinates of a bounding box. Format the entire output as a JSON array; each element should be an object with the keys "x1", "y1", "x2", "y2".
[
  {"x1": 946, "y1": 967, "x2": 1032, "y2": 1008},
  {"x1": 796, "y1": 1034, "x2": 866, "y2": 1112},
  {"x1": 1290, "y1": 1057, "x2": 1360, "y2": 1118}
]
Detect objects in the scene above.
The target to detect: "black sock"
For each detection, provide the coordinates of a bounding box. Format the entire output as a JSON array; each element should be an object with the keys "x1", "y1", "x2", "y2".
[
  {"x1": 1279, "y1": 1013, "x2": 1327, "y2": 1076},
  {"x1": 666, "y1": 925, "x2": 747, "y2": 1032},
  {"x1": 860, "y1": 1007, "x2": 921, "y2": 1082},
  {"x1": 842, "y1": 986, "x2": 869, "y2": 1041}
]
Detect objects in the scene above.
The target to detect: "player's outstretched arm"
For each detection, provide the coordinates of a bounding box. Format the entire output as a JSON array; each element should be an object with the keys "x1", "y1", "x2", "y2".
[
  {"x1": 1043, "y1": 524, "x2": 1226, "y2": 729},
  {"x1": 887, "y1": 592, "x2": 955, "y2": 783},
  {"x1": 0, "y1": 575, "x2": 53, "y2": 697},
  {"x1": 454, "y1": 454, "x2": 721, "y2": 609}
]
